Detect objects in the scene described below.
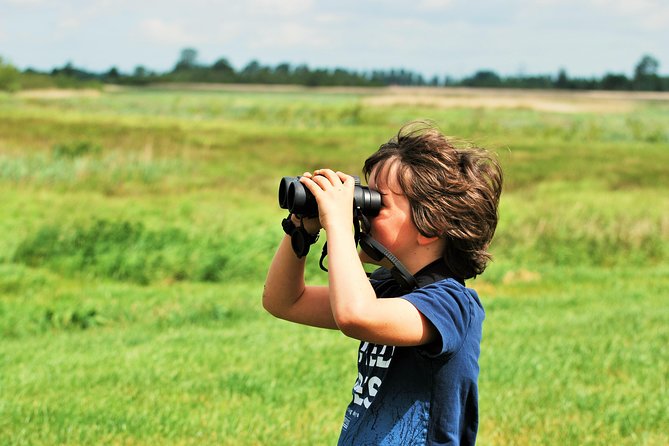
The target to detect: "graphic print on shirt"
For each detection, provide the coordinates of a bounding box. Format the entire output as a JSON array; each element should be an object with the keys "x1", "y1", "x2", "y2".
[{"x1": 342, "y1": 341, "x2": 395, "y2": 430}]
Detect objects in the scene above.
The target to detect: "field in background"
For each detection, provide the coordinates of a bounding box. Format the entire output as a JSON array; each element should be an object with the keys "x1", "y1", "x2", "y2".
[{"x1": 1, "y1": 85, "x2": 668, "y2": 445}]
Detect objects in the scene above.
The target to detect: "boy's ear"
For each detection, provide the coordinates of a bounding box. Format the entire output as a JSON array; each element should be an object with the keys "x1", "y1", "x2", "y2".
[{"x1": 416, "y1": 233, "x2": 440, "y2": 246}]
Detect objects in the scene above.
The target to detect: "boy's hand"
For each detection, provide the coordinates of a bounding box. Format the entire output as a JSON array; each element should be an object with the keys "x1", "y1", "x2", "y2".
[
  {"x1": 299, "y1": 169, "x2": 355, "y2": 233},
  {"x1": 291, "y1": 172, "x2": 321, "y2": 235}
]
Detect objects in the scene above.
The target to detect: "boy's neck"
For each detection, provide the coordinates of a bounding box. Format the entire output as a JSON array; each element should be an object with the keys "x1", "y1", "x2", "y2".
[
  {"x1": 404, "y1": 253, "x2": 445, "y2": 276},
  {"x1": 403, "y1": 240, "x2": 446, "y2": 276}
]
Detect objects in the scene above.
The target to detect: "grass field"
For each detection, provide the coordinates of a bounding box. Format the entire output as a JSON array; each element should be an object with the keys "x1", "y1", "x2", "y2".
[{"x1": 1, "y1": 85, "x2": 668, "y2": 445}]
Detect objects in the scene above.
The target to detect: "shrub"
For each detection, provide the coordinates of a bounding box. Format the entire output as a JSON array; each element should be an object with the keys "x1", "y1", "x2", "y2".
[
  {"x1": 0, "y1": 57, "x2": 21, "y2": 92},
  {"x1": 52, "y1": 141, "x2": 102, "y2": 159},
  {"x1": 12, "y1": 219, "x2": 234, "y2": 284}
]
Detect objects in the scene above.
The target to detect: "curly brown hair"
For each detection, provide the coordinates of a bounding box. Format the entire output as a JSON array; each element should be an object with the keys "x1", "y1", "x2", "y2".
[{"x1": 363, "y1": 121, "x2": 503, "y2": 280}]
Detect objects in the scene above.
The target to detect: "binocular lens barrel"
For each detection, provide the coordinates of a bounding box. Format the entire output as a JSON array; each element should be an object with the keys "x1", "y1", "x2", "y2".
[
  {"x1": 278, "y1": 175, "x2": 381, "y2": 217},
  {"x1": 278, "y1": 176, "x2": 298, "y2": 209},
  {"x1": 287, "y1": 181, "x2": 318, "y2": 216},
  {"x1": 354, "y1": 186, "x2": 382, "y2": 215}
]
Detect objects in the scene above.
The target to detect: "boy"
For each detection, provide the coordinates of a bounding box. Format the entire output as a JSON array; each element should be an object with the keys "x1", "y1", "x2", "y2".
[{"x1": 263, "y1": 122, "x2": 503, "y2": 445}]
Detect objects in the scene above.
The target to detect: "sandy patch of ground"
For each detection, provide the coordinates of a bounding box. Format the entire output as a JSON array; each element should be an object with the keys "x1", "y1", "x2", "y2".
[
  {"x1": 362, "y1": 87, "x2": 669, "y2": 114},
  {"x1": 17, "y1": 88, "x2": 103, "y2": 99}
]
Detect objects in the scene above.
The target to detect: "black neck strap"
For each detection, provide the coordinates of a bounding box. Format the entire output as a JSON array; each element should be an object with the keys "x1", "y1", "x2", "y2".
[
  {"x1": 358, "y1": 233, "x2": 418, "y2": 291},
  {"x1": 317, "y1": 210, "x2": 418, "y2": 292}
]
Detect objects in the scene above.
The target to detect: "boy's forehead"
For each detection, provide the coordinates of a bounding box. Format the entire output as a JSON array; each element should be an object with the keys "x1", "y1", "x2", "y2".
[{"x1": 369, "y1": 159, "x2": 403, "y2": 193}]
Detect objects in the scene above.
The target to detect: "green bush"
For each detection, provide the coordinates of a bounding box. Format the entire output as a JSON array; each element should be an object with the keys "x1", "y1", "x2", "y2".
[
  {"x1": 43, "y1": 308, "x2": 103, "y2": 330},
  {"x1": 52, "y1": 141, "x2": 102, "y2": 159},
  {"x1": 0, "y1": 56, "x2": 21, "y2": 92},
  {"x1": 12, "y1": 219, "x2": 234, "y2": 284}
]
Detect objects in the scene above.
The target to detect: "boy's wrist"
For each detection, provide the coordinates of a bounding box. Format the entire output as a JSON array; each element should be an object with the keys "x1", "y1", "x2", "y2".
[
  {"x1": 282, "y1": 215, "x2": 298, "y2": 236},
  {"x1": 282, "y1": 214, "x2": 320, "y2": 259},
  {"x1": 290, "y1": 214, "x2": 321, "y2": 236},
  {"x1": 322, "y1": 213, "x2": 354, "y2": 234}
]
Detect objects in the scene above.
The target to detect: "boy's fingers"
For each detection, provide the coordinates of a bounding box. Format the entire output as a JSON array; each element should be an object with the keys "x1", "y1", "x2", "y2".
[
  {"x1": 311, "y1": 174, "x2": 333, "y2": 190},
  {"x1": 314, "y1": 168, "x2": 342, "y2": 186},
  {"x1": 299, "y1": 176, "x2": 323, "y2": 197},
  {"x1": 336, "y1": 171, "x2": 354, "y2": 185}
]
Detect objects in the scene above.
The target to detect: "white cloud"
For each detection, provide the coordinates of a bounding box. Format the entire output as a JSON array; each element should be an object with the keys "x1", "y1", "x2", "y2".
[
  {"x1": 417, "y1": 0, "x2": 455, "y2": 11},
  {"x1": 139, "y1": 18, "x2": 202, "y2": 45},
  {"x1": 250, "y1": 22, "x2": 330, "y2": 48},
  {"x1": 57, "y1": 17, "x2": 81, "y2": 31},
  {"x1": 590, "y1": 0, "x2": 669, "y2": 30},
  {"x1": 3, "y1": 0, "x2": 47, "y2": 4},
  {"x1": 247, "y1": 0, "x2": 313, "y2": 16},
  {"x1": 314, "y1": 13, "x2": 349, "y2": 24}
]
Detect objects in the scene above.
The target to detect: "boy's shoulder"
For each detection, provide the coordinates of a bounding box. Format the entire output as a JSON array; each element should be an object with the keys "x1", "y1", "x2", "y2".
[
  {"x1": 369, "y1": 260, "x2": 484, "y2": 358},
  {"x1": 370, "y1": 259, "x2": 474, "y2": 301}
]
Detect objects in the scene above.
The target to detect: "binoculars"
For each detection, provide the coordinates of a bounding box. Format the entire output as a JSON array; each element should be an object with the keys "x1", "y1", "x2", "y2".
[{"x1": 278, "y1": 175, "x2": 382, "y2": 217}]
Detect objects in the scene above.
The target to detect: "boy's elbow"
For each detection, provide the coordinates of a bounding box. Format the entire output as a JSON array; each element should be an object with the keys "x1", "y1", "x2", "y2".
[
  {"x1": 261, "y1": 296, "x2": 273, "y2": 314},
  {"x1": 333, "y1": 308, "x2": 369, "y2": 339},
  {"x1": 261, "y1": 286, "x2": 296, "y2": 320},
  {"x1": 261, "y1": 289, "x2": 281, "y2": 318}
]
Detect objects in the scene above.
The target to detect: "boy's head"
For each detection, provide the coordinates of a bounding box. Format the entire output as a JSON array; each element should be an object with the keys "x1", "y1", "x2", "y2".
[{"x1": 363, "y1": 121, "x2": 503, "y2": 280}]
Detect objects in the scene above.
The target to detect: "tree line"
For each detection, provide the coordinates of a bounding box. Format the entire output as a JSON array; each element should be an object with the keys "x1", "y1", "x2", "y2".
[{"x1": 1, "y1": 48, "x2": 667, "y2": 92}]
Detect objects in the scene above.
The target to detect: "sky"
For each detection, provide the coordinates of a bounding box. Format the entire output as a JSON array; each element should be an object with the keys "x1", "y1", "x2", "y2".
[{"x1": 2, "y1": 0, "x2": 669, "y2": 79}]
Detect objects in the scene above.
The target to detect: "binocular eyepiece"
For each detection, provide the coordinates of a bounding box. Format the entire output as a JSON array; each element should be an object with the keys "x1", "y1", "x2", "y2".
[{"x1": 278, "y1": 175, "x2": 382, "y2": 217}]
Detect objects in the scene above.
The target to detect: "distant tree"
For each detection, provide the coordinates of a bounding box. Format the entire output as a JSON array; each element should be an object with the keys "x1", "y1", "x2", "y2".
[
  {"x1": 207, "y1": 57, "x2": 235, "y2": 82},
  {"x1": 633, "y1": 54, "x2": 660, "y2": 90},
  {"x1": 293, "y1": 64, "x2": 311, "y2": 84},
  {"x1": 174, "y1": 48, "x2": 198, "y2": 71},
  {"x1": 414, "y1": 73, "x2": 426, "y2": 85},
  {"x1": 271, "y1": 63, "x2": 291, "y2": 84},
  {"x1": 568, "y1": 77, "x2": 599, "y2": 90},
  {"x1": 134, "y1": 65, "x2": 147, "y2": 77},
  {"x1": 463, "y1": 70, "x2": 502, "y2": 87},
  {"x1": 212, "y1": 57, "x2": 234, "y2": 74},
  {"x1": 49, "y1": 62, "x2": 99, "y2": 81},
  {"x1": 242, "y1": 60, "x2": 261, "y2": 75},
  {"x1": 635, "y1": 54, "x2": 659, "y2": 78},
  {"x1": 57, "y1": 62, "x2": 75, "y2": 77},
  {"x1": 240, "y1": 60, "x2": 273, "y2": 83},
  {"x1": 0, "y1": 56, "x2": 21, "y2": 92},
  {"x1": 555, "y1": 68, "x2": 569, "y2": 89},
  {"x1": 601, "y1": 73, "x2": 630, "y2": 90},
  {"x1": 306, "y1": 68, "x2": 327, "y2": 87},
  {"x1": 443, "y1": 75, "x2": 456, "y2": 86},
  {"x1": 274, "y1": 63, "x2": 291, "y2": 75},
  {"x1": 105, "y1": 67, "x2": 120, "y2": 80},
  {"x1": 522, "y1": 75, "x2": 553, "y2": 89}
]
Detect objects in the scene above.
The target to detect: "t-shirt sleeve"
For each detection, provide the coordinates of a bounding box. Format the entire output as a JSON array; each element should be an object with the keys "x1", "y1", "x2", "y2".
[{"x1": 400, "y1": 280, "x2": 472, "y2": 358}]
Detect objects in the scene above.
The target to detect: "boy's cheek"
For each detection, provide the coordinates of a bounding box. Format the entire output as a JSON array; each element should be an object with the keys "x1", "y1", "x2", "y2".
[{"x1": 358, "y1": 249, "x2": 392, "y2": 269}]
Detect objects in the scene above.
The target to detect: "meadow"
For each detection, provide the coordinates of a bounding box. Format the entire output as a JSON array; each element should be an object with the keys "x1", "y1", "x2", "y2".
[{"x1": 0, "y1": 85, "x2": 668, "y2": 445}]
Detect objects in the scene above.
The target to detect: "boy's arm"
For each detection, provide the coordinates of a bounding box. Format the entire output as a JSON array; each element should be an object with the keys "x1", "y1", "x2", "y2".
[
  {"x1": 325, "y1": 221, "x2": 437, "y2": 346},
  {"x1": 301, "y1": 170, "x2": 438, "y2": 346},
  {"x1": 262, "y1": 231, "x2": 338, "y2": 329}
]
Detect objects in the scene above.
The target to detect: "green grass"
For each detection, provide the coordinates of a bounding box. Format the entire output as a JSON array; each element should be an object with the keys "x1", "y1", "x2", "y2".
[{"x1": 1, "y1": 86, "x2": 668, "y2": 445}]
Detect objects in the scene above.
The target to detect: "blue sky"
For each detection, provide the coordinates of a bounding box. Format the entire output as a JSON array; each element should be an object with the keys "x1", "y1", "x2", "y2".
[{"x1": 2, "y1": 0, "x2": 668, "y2": 78}]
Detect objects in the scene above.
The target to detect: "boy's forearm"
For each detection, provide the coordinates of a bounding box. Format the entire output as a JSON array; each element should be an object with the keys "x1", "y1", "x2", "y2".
[
  {"x1": 262, "y1": 235, "x2": 307, "y2": 316},
  {"x1": 325, "y1": 225, "x2": 377, "y2": 331}
]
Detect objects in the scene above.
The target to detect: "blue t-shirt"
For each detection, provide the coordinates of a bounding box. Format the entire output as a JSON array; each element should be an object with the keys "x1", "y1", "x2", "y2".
[{"x1": 338, "y1": 260, "x2": 485, "y2": 446}]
